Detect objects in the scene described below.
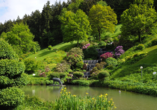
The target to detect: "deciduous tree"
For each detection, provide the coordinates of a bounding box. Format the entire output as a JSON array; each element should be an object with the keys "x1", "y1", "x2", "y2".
[
  {"x1": 121, "y1": 0, "x2": 157, "y2": 42},
  {"x1": 59, "y1": 8, "x2": 92, "y2": 46},
  {"x1": 89, "y1": 4, "x2": 117, "y2": 41}
]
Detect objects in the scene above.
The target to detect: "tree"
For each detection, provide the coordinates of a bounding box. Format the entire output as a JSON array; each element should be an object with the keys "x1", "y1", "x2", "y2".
[
  {"x1": 121, "y1": 0, "x2": 157, "y2": 42},
  {"x1": 89, "y1": 4, "x2": 117, "y2": 41},
  {"x1": 59, "y1": 8, "x2": 92, "y2": 46},
  {"x1": 0, "y1": 22, "x2": 39, "y2": 55},
  {"x1": 0, "y1": 38, "x2": 27, "y2": 109}
]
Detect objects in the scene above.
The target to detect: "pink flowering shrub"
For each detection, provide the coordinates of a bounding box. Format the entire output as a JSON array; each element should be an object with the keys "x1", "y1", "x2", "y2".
[
  {"x1": 100, "y1": 52, "x2": 113, "y2": 60},
  {"x1": 82, "y1": 43, "x2": 90, "y2": 49}
]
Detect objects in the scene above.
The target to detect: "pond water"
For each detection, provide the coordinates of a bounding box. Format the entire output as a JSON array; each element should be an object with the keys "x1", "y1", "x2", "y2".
[{"x1": 21, "y1": 85, "x2": 157, "y2": 110}]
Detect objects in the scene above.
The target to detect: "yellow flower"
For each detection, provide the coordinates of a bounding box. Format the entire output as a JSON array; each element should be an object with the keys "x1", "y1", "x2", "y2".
[
  {"x1": 110, "y1": 98, "x2": 113, "y2": 100},
  {"x1": 92, "y1": 98, "x2": 95, "y2": 100},
  {"x1": 73, "y1": 95, "x2": 76, "y2": 97},
  {"x1": 60, "y1": 92, "x2": 62, "y2": 94},
  {"x1": 114, "y1": 106, "x2": 117, "y2": 109},
  {"x1": 105, "y1": 93, "x2": 108, "y2": 96},
  {"x1": 108, "y1": 101, "x2": 110, "y2": 103},
  {"x1": 86, "y1": 92, "x2": 88, "y2": 95},
  {"x1": 64, "y1": 87, "x2": 66, "y2": 90}
]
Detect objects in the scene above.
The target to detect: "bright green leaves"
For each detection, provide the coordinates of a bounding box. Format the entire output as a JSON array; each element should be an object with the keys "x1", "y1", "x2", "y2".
[
  {"x1": 121, "y1": 0, "x2": 157, "y2": 42},
  {"x1": 89, "y1": 4, "x2": 117, "y2": 41},
  {"x1": 59, "y1": 9, "x2": 91, "y2": 45},
  {"x1": 0, "y1": 22, "x2": 39, "y2": 55}
]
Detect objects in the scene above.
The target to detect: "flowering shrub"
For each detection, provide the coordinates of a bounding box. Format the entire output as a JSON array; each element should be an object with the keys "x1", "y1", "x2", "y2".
[
  {"x1": 115, "y1": 46, "x2": 125, "y2": 58},
  {"x1": 82, "y1": 43, "x2": 90, "y2": 49},
  {"x1": 66, "y1": 53, "x2": 83, "y2": 69},
  {"x1": 100, "y1": 52, "x2": 113, "y2": 60}
]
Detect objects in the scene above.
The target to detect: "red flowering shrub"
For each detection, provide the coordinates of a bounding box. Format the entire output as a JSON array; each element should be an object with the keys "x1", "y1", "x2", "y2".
[{"x1": 100, "y1": 52, "x2": 113, "y2": 60}]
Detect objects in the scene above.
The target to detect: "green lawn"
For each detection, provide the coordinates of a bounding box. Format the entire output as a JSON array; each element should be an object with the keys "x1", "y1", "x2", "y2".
[
  {"x1": 26, "y1": 41, "x2": 78, "y2": 62},
  {"x1": 111, "y1": 45, "x2": 157, "y2": 79}
]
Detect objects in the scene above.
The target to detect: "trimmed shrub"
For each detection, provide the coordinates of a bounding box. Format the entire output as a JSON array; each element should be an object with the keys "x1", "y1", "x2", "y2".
[
  {"x1": 98, "y1": 70, "x2": 110, "y2": 79},
  {"x1": 83, "y1": 46, "x2": 98, "y2": 59},
  {"x1": 0, "y1": 38, "x2": 19, "y2": 60},
  {"x1": 0, "y1": 59, "x2": 25, "y2": 78},
  {"x1": 0, "y1": 87, "x2": 25, "y2": 108},
  {"x1": 135, "y1": 44, "x2": 145, "y2": 51},
  {"x1": 73, "y1": 71, "x2": 84, "y2": 78},
  {"x1": 152, "y1": 38, "x2": 157, "y2": 46},
  {"x1": 48, "y1": 45, "x2": 53, "y2": 50},
  {"x1": 48, "y1": 72, "x2": 60, "y2": 79},
  {"x1": 106, "y1": 57, "x2": 117, "y2": 67},
  {"x1": 115, "y1": 46, "x2": 125, "y2": 58},
  {"x1": 59, "y1": 72, "x2": 67, "y2": 79},
  {"x1": 0, "y1": 39, "x2": 26, "y2": 109},
  {"x1": 68, "y1": 47, "x2": 84, "y2": 58}
]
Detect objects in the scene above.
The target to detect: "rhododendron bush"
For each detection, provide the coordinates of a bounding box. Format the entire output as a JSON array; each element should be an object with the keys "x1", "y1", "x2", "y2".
[
  {"x1": 100, "y1": 52, "x2": 113, "y2": 60},
  {"x1": 82, "y1": 43, "x2": 90, "y2": 49},
  {"x1": 115, "y1": 46, "x2": 125, "y2": 58}
]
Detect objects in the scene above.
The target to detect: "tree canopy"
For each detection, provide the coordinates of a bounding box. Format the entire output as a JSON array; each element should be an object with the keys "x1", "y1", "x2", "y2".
[
  {"x1": 121, "y1": 0, "x2": 157, "y2": 42},
  {"x1": 0, "y1": 22, "x2": 39, "y2": 55},
  {"x1": 89, "y1": 4, "x2": 117, "y2": 41},
  {"x1": 59, "y1": 8, "x2": 92, "y2": 45}
]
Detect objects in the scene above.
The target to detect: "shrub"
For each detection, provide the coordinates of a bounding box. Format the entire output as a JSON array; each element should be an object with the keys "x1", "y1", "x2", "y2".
[
  {"x1": 0, "y1": 38, "x2": 19, "y2": 60},
  {"x1": 82, "y1": 43, "x2": 90, "y2": 49},
  {"x1": 48, "y1": 45, "x2": 53, "y2": 50},
  {"x1": 0, "y1": 87, "x2": 25, "y2": 108},
  {"x1": 55, "y1": 60, "x2": 70, "y2": 72},
  {"x1": 83, "y1": 46, "x2": 98, "y2": 59},
  {"x1": 0, "y1": 59, "x2": 25, "y2": 78},
  {"x1": 98, "y1": 70, "x2": 110, "y2": 80},
  {"x1": 59, "y1": 72, "x2": 67, "y2": 79},
  {"x1": 73, "y1": 71, "x2": 84, "y2": 78},
  {"x1": 48, "y1": 72, "x2": 60, "y2": 79},
  {"x1": 39, "y1": 72, "x2": 46, "y2": 77},
  {"x1": 152, "y1": 38, "x2": 157, "y2": 45},
  {"x1": 98, "y1": 41, "x2": 106, "y2": 48},
  {"x1": 135, "y1": 44, "x2": 145, "y2": 51},
  {"x1": 106, "y1": 57, "x2": 117, "y2": 67},
  {"x1": 115, "y1": 46, "x2": 125, "y2": 58},
  {"x1": 100, "y1": 52, "x2": 113, "y2": 60},
  {"x1": 68, "y1": 47, "x2": 84, "y2": 58},
  {"x1": 76, "y1": 61, "x2": 84, "y2": 69},
  {"x1": 24, "y1": 58, "x2": 39, "y2": 74},
  {"x1": 66, "y1": 54, "x2": 83, "y2": 68},
  {"x1": 106, "y1": 65, "x2": 114, "y2": 70}
]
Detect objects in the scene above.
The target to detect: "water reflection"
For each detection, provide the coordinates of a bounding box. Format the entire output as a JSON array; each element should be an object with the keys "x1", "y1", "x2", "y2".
[{"x1": 21, "y1": 85, "x2": 157, "y2": 110}]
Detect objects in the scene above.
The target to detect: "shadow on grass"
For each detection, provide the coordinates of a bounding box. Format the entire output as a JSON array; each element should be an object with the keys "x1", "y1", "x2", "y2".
[{"x1": 38, "y1": 50, "x2": 56, "y2": 57}]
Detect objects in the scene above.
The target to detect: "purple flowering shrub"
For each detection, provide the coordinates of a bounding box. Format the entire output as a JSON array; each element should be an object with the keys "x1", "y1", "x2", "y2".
[
  {"x1": 82, "y1": 43, "x2": 90, "y2": 49},
  {"x1": 100, "y1": 52, "x2": 113, "y2": 60},
  {"x1": 115, "y1": 46, "x2": 125, "y2": 58}
]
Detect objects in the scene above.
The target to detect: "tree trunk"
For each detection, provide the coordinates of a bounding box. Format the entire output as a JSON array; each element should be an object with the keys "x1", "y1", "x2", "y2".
[{"x1": 98, "y1": 29, "x2": 101, "y2": 41}]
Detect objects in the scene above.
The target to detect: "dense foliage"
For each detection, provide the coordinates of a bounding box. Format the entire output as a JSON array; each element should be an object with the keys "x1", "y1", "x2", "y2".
[{"x1": 0, "y1": 38, "x2": 26, "y2": 109}]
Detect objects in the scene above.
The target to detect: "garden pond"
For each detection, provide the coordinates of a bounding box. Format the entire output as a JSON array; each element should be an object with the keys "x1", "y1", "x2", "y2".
[{"x1": 21, "y1": 85, "x2": 157, "y2": 110}]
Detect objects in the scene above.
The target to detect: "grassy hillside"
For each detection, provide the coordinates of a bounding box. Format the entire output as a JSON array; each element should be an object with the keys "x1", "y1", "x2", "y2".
[
  {"x1": 26, "y1": 41, "x2": 77, "y2": 62},
  {"x1": 111, "y1": 45, "x2": 157, "y2": 79}
]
